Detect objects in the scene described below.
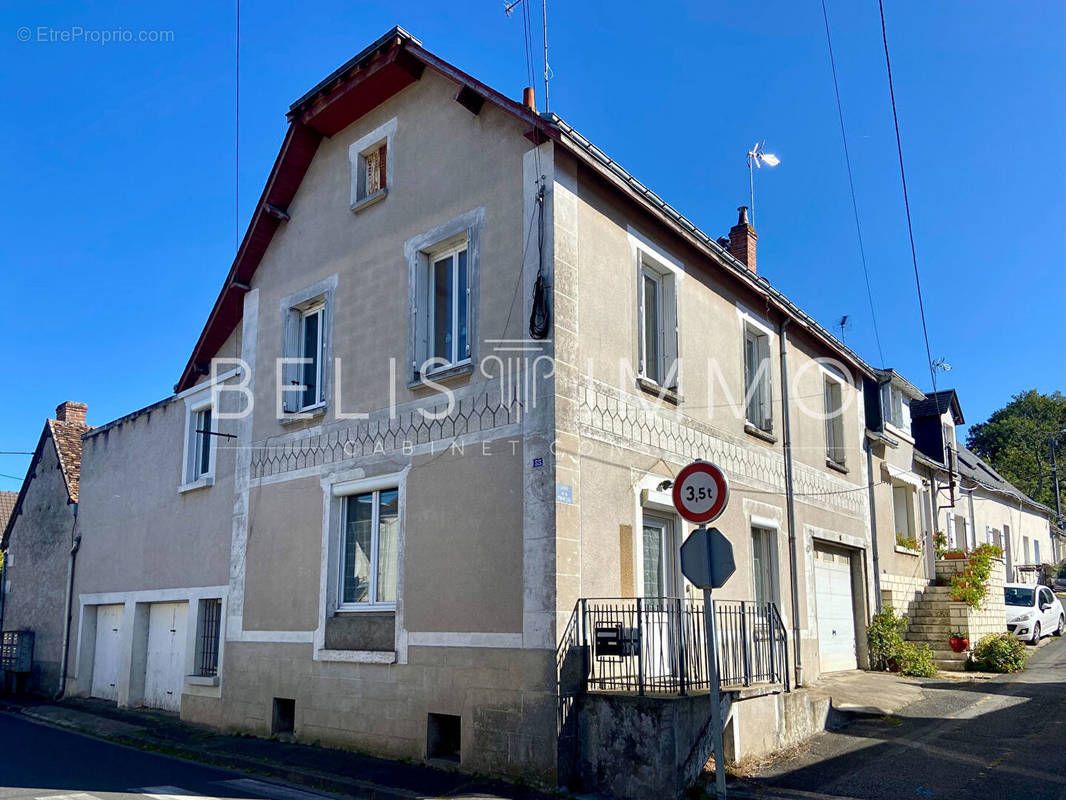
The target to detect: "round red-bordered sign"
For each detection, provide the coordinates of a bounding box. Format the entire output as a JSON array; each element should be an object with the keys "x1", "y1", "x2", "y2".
[{"x1": 672, "y1": 460, "x2": 729, "y2": 524}]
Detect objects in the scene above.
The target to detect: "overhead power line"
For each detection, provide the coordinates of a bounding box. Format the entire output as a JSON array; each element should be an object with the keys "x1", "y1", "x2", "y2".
[
  {"x1": 820, "y1": 0, "x2": 885, "y2": 367},
  {"x1": 877, "y1": 0, "x2": 938, "y2": 394}
]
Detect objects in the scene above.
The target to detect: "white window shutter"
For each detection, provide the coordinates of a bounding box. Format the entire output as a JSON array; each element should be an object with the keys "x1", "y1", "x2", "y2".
[
  {"x1": 664, "y1": 274, "x2": 679, "y2": 389},
  {"x1": 282, "y1": 310, "x2": 301, "y2": 413}
]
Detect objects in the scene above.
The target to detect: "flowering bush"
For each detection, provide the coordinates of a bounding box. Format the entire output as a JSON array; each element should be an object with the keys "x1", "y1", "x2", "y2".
[{"x1": 950, "y1": 543, "x2": 1004, "y2": 609}]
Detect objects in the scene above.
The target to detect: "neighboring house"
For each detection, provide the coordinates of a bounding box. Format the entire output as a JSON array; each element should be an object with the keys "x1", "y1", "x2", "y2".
[
  {"x1": 67, "y1": 380, "x2": 242, "y2": 721},
  {"x1": 953, "y1": 444, "x2": 1056, "y2": 581},
  {"x1": 863, "y1": 369, "x2": 935, "y2": 613},
  {"x1": 0, "y1": 402, "x2": 90, "y2": 694}
]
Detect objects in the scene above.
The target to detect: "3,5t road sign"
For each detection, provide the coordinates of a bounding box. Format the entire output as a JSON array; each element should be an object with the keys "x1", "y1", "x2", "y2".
[{"x1": 672, "y1": 460, "x2": 729, "y2": 524}]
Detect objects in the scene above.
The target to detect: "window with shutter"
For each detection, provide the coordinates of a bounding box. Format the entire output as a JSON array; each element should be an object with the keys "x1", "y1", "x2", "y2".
[
  {"x1": 824, "y1": 378, "x2": 845, "y2": 466},
  {"x1": 279, "y1": 275, "x2": 336, "y2": 418},
  {"x1": 636, "y1": 253, "x2": 679, "y2": 391},
  {"x1": 349, "y1": 118, "x2": 395, "y2": 212},
  {"x1": 743, "y1": 327, "x2": 772, "y2": 432}
]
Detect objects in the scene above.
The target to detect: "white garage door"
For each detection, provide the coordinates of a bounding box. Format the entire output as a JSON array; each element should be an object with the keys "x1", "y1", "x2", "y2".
[
  {"x1": 814, "y1": 544, "x2": 857, "y2": 673},
  {"x1": 91, "y1": 604, "x2": 124, "y2": 701},
  {"x1": 144, "y1": 602, "x2": 188, "y2": 712}
]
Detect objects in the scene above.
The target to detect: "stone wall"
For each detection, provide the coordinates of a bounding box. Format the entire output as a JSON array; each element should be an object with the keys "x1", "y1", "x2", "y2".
[
  {"x1": 880, "y1": 573, "x2": 931, "y2": 619},
  {"x1": 935, "y1": 556, "x2": 1007, "y2": 642}
]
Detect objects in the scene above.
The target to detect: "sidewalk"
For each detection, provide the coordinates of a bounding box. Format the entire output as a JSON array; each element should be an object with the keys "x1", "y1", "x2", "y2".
[{"x1": 1, "y1": 697, "x2": 554, "y2": 800}]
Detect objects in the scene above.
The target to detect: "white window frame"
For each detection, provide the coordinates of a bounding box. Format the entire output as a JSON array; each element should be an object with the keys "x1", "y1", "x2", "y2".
[
  {"x1": 426, "y1": 238, "x2": 471, "y2": 370},
  {"x1": 632, "y1": 237, "x2": 681, "y2": 392},
  {"x1": 881, "y1": 383, "x2": 906, "y2": 430},
  {"x1": 640, "y1": 265, "x2": 666, "y2": 385},
  {"x1": 298, "y1": 301, "x2": 326, "y2": 412},
  {"x1": 333, "y1": 478, "x2": 401, "y2": 612},
  {"x1": 892, "y1": 482, "x2": 917, "y2": 541},
  {"x1": 280, "y1": 275, "x2": 337, "y2": 418},
  {"x1": 405, "y1": 208, "x2": 484, "y2": 385},
  {"x1": 743, "y1": 325, "x2": 773, "y2": 432},
  {"x1": 349, "y1": 117, "x2": 396, "y2": 212},
  {"x1": 180, "y1": 393, "x2": 218, "y2": 491},
  {"x1": 824, "y1": 376, "x2": 846, "y2": 466}
]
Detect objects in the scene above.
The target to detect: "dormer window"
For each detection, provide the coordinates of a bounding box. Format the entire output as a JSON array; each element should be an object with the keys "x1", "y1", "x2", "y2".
[{"x1": 881, "y1": 383, "x2": 905, "y2": 429}]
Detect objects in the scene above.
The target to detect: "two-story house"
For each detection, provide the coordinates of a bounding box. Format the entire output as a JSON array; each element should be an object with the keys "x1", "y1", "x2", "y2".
[{"x1": 34, "y1": 26, "x2": 905, "y2": 793}]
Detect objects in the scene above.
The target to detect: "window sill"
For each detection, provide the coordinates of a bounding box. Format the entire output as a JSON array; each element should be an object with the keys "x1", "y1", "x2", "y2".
[
  {"x1": 280, "y1": 405, "x2": 327, "y2": 426},
  {"x1": 316, "y1": 648, "x2": 396, "y2": 664},
  {"x1": 894, "y1": 545, "x2": 922, "y2": 557},
  {"x1": 186, "y1": 674, "x2": 219, "y2": 687},
  {"x1": 336, "y1": 604, "x2": 397, "y2": 614},
  {"x1": 744, "y1": 423, "x2": 777, "y2": 444},
  {"x1": 826, "y1": 458, "x2": 849, "y2": 474},
  {"x1": 178, "y1": 475, "x2": 214, "y2": 494},
  {"x1": 350, "y1": 188, "x2": 387, "y2": 214},
  {"x1": 636, "y1": 376, "x2": 680, "y2": 405},
  {"x1": 408, "y1": 361, "x2": 474, "y2": 390}
]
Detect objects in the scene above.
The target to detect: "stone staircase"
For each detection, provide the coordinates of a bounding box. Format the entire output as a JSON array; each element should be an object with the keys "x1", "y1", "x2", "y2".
[{"x1": 904, "y1": 585, "x2": 968, "y2": 671}]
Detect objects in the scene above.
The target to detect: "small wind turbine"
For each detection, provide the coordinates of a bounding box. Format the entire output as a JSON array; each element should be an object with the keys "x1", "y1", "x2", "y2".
[{"x1": 747, "y1": 141, "x2": 780, "y2": 227}]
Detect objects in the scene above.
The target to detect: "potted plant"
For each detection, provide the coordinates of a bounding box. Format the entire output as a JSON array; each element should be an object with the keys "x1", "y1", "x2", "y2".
[{"x1": 948, "y1": 631, "x2": 970, "y2": 653}]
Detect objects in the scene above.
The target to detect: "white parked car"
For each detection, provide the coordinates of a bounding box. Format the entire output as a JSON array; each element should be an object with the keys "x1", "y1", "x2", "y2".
[{"x1": 1004, "y1": 583, "x2": 1064, "y2": 644}]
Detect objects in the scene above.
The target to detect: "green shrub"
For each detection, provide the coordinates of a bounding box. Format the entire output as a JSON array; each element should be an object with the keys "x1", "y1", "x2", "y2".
[
  {"x1": 866, "y1": 605, "x2": 938, "y2": 676},
  {"x1": 933, "y1": 530, "x2": 948, "y2": 559},
  {"x1": 897, "y1": 642, "x2": 938, "y2": 677},
  {"x1": 970, "y1": 633, "x2": 1028, "y2": 673},
  {"x1": 867, "y1": 605, "x2": 908, "y2": 670}
]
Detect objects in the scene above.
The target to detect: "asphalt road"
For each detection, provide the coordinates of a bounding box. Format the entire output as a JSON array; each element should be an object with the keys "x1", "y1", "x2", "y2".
[
  {"x1": 0, "y1": 714, "x2": 334, "y2": 800},
  {"x1": 753, "y1": 636, "x2": 1066, "y2": 800}
]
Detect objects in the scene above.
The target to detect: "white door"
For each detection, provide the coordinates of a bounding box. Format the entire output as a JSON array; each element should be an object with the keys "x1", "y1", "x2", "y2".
[
  {"x1": 814, "y1": 544, "x2": 857, "y2": 672},
  {"x1": 90, "y1": 604, "x2": 124, "y2": 701},
  {"x1": 144, "y1": 602, "x2": 188, "y2": 712}
]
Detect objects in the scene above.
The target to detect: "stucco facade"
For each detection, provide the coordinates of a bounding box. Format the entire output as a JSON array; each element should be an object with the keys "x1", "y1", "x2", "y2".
[
  {"x1": 1, "y1": 428, "x2": 78, "y2": 694},
  {"x1": 14, "y1": 26, "x2": 1049, "y2": 792}
]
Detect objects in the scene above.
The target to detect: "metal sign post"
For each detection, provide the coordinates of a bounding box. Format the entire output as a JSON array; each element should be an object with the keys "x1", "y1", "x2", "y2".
[{"x1": 674, "y1": 461, "x2": 732, "y2": 799}]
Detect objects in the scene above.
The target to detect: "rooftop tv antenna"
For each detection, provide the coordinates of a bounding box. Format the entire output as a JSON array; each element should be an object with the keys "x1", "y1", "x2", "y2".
[
  {"x1": 838, "y1": 315, "x2": 850, "y2": 344},
  {"x1": 747, "y1": 141, "x2": 780, "y2": 227}
]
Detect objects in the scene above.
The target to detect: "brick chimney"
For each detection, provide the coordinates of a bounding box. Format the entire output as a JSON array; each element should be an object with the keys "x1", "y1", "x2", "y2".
[
  {"x1": 55, "y1": 401, "x2": 87, "y2": 424},
  {"x1": 728, "y1": 206, "x2": 757, "y2": 272}
]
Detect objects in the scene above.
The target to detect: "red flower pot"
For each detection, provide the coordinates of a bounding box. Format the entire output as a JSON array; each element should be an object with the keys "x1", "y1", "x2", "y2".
[
  {"x1": 944, "y1": 552, "x2": 967, "y2": 560},
  {"x1": 949, "y1": 636, "x2": 969, "y2": 653}
]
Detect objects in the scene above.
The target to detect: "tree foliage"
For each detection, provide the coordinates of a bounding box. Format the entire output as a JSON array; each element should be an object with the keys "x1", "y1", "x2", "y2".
[{"x1": 966, "y1": 390, "x2": 1066, "y2": 513}]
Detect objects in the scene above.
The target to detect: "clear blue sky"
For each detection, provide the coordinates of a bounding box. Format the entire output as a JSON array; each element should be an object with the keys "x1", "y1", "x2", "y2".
[{"x1": 1, "y1": 1, "x2": 1063, "y2": 488}]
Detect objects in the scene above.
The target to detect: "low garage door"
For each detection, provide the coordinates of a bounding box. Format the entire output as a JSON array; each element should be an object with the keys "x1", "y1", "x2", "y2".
[
  {"x1": 91, "y1": 604, "x2": 124, "y2": 701},
  {"x1": 813, "y1": 543, "x2": 857, "y2": 672},
  {"x1": 144, "y1": 602, "x2": 188, "y2": 712}
]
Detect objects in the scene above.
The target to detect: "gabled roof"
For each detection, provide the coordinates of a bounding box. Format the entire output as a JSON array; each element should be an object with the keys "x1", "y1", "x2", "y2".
[
  {"x1": 911, "y1": 389, "x2": 964, "y2": 425},
  {"x1": 956, "y1": 444, "x2": 1053, "y2": 517},
  {"x1": 1, "y1": 416, "x2": 89, "y2": 549},
  {"x1": 176, "y1": 26, "x2": 878, "y2": 392}
]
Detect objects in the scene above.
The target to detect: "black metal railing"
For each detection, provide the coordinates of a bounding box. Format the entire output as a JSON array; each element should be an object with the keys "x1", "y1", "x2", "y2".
[{"x1": 568, "y1": 598, "x2": 788, "y2": 697}]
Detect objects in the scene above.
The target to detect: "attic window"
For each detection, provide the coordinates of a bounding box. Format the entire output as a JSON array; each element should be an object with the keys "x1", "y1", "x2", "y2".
[
  {"x1": 361, "y1": 142, "x2": 387, "y2": 197},
  {"x1": 349, "y1": 118, "x2": 396, "y2": 213}
]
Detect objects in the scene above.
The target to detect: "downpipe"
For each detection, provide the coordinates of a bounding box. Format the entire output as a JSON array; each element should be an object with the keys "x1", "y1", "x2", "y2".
[
  {"x1": 866, "y1": 436, "x2": 882, "y2": 611},
  {"x1": 56, "y1": 508, "x2": 80, "y2": 701},
  {"x1": 778, "y1": 317, "x2": 804, "y2": 687}
]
